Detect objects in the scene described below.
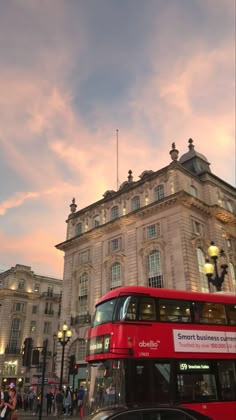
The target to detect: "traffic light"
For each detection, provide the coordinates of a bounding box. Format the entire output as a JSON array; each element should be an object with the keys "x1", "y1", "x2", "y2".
[
  {"x1": 69, "y1": 355, "x2": 76, "y2": 374},
  {"x1": 22, "y1": 337, "x2": 33, "y2": 367},
  {"x1": 32, "y1": 349, "x2": 40, "y2": 365},
  {"x1": 73, "y1": 364, "x2": 78, "y2": 375}
]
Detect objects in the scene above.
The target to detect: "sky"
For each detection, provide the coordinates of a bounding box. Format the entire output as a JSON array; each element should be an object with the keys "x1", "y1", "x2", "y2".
[{"x1": 0, "y1": 0, "x2": 235, "y2": 279}]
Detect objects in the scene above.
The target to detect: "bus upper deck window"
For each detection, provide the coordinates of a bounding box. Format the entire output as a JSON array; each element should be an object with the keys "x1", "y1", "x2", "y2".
[
  {"x1": 199, "y1": 303, "x2": 227, "y2": 325},
  {"x1": 139, "y1": 297, "x2": 156, "y2": 321},
  {"x1": 228, "y1": 304, "x2": 236, "y2": 325},
  {"x1": 160, "y1": 299, "x2": 191, "y2": 323},
  {"x1": 116, "y1": 296, "x2": 138, "y2": 321}
]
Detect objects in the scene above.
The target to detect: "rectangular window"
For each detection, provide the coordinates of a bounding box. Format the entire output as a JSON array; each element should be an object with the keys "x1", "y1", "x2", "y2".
[
  {"x1": 18, "y1": 279, "x2": 25, "y2": 290},
  {"x1": 198, "y1": 302, "x2": 227, "y2": 325},
  {"x1": 30, "y1": 321, "x2": 36, "y2": 332},
  {"x1": 13, "y1": 302, "x2": 25, "y2": 312},
  {"x1": 160, "y1": 299, "x2": 191, "y2": 323},
  {"x1": 78, "y1": 296, "x2": 88, "y2": 314},
  {"x1": 139, "y1": 297, "x2": 156, "y2": 321},
  {"x1": 76, "y1": 222, "x2": 82, "y2": 235},
  {"x1": 32, "y1": 305, "x2": 37, "y2": 314},
  {"x1": 155, "y1": 185, "x2": 164, "y2": 201},
  {"x1": 34, "y1": 283, "x2": 40, "y2": 293},
  {"x1": 145, "y1": 223, "x2": 160, "y2": 240},
  {"x1": 109, "y1": 237, "x2": 122, "y2": 253},
  {"x1": 193, "y1": 220, "x2": 202, "y2": 235},
  {"x1": 228, "y1": 304, "x2": 236, "y2": 325},
  {"x1": 80, "y1": 250, "x2": 89, "y2": 264},
  {"x1": 93, "y1": 215, "x2": 100, "y2": 227},
  {"x1": 218, "y1": 361, "x2": 236, "y2": 401},
  {"x1": 47, "y1": 287, "x2": 53, "y2": 297},
  {"x1": 111, "y1": 206, "x2": 119, "y2": 220},
  {"x1": 131, "y1": 196, "x2": 140, "y2": 211},
  {"x1": 44, "y1": 322, "x2": 51, "y2": 334},
  {"x1": 177, "y1": 361, "x2": 217, "y2": 403}
]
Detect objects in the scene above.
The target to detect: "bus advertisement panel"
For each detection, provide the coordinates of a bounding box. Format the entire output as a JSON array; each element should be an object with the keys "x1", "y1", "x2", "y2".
[{"x1": 85, "y1": 286, "x2": 236, "y2": 420}]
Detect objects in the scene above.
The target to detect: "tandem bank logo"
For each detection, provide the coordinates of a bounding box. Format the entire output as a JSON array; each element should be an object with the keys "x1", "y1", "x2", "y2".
[{"x1": 139, "y1": 340, "x2": 160, "y2": 350}]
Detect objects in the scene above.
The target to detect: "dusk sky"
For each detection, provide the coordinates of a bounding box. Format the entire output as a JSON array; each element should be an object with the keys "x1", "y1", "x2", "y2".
[{"x1": 0, "y1": 0, "x2": 235, "y2": 278}]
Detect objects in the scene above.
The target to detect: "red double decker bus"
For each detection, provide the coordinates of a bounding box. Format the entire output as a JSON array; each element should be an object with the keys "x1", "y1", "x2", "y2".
[{"x1": 86, "y1": 286, "x2": 236, "y2": 420}]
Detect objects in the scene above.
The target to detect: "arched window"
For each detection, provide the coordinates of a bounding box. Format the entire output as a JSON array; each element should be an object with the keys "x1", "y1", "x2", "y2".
[
  {"x1": 78, "y1": 273, "x2": 88, "y2": 314},
  {"x1": 148, "y1": 251, "x2": 163, "y2": 288},
  {"x1": 190, "y1": 185, "x2": 198, "y2": 197},
  {"x1": 131, "y1": 196, "x2": 140, "y2": 211},
  {"x1": 229, "y1": 262, "x2": 236, "y2": 288},
  {"x1": 8, "y1": 318, "x2": 21, "y2": 353},
  {"x1": 111, "y1": 206, "x2": 119, "y2": 220},
  {"x1": 154, "y1": 185, "x2": 164, "y2": 201},
  {"x1": 76, "y1": 223, "x2": 82, "y2": 235},
  {"x1": 111, "y1": 262, "x2": 122, "y2": 290},
  {"x1": 196, "y1": 248, "x2": 209, "y2": 293},
  {"x1": 18, "y1": 279, "x2": 25, "y2": 290}
]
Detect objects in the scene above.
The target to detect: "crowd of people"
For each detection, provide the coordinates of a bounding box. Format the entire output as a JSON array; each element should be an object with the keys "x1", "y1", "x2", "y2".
[{"x1": 0, "y1": 385, "x2": 86, "y2": 419}]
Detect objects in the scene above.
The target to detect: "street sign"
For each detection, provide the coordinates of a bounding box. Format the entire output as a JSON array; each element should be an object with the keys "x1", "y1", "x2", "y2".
[{"x1": 38, "y1": 378, "x2": 48, "y2": 384}]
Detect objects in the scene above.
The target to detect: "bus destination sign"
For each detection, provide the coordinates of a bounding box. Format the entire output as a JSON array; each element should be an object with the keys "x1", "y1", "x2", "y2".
[{"x1": 87, "y1": 334, "x2": 110, "y2": 355}]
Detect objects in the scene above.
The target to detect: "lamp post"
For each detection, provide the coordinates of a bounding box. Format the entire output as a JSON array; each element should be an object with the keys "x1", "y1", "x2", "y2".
[
  {"x1": 52, "y1": 334, "x2": 57, "y2": 373},
  {"x1": 57, "y1": 322, "x2": 72, "y2": 389},
  {"x1": 204, "y1": 241, "x2": 228, "y2": 291}
]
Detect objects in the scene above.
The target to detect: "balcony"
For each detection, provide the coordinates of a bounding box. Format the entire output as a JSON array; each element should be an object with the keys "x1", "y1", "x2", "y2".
[
  {"x1": 44, "y1": 310, "x2": 54, "y2": 316},
  {"x1": 71, "y1": 313, "x2": 91, "y2": 326},
  {"x1": 41, "y1": 292, "x2": 61, "y2": 300},
  {"x1": 5, "y1": 345, "x2": 21, "y2": 355}
]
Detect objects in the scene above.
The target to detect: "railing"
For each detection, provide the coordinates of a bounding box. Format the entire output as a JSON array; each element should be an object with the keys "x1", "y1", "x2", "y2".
[
  {"x1": 5, "y1": 345, "x2": 21, "y2": 354},
  {"x1": 44, "y1": 310, "x2": 54, "y2": 315},
  {"x1": 71, "y1": 314, "x2": 91, "y2": 326},
  {"x1": 41, "y1": 292, "x2": 61, "y2": 299}
]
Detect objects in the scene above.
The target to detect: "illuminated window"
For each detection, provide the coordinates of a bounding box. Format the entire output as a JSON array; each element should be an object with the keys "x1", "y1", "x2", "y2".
[
  {"x1": 148, "y1": 251, "x2": 163, "y2": 288},
  {"x1": 154, "y1": 185, "x2": 164, "y2": 201},
  {"x1": 131, "y1": 196, "x2": 140, "y2": 211},
  {"x1": 111, "y1": 262, "x2": 121, "y2": 290},
  {"x1": 30, "y1": 320, "x2": 36, "y2": 332},
  {"x1": 196, "y1": 248, "x2": 209, "y2": 293},
  {"x1": 34, "y1": 283, "x2": 40, "y2": 293},
  {"x1": 111, "y1": 206, "x2": 119, "y2": 220}
]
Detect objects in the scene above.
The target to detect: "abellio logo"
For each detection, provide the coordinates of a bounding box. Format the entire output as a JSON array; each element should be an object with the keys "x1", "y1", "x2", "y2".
[{"x1": 138, "y1": 340, "x2": 160, "y2": 350}]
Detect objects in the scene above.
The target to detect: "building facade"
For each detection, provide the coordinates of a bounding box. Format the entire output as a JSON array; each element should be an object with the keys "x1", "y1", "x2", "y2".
[
  {"x1": 0, "y1": 264, "x2": 62, "y2": 390},
  {"x1": 56, "y1": 139, "x2": 236, "y2": 386}
]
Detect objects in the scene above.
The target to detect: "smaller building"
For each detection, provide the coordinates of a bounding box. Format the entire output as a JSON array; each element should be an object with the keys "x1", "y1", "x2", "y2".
[{"x1": 0, "y1": 264, "x2": 62, "y2": 391}]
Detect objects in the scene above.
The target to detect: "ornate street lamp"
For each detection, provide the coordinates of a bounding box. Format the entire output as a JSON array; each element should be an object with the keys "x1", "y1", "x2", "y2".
[
  {"x1": 57, "y1": 322, "x2": 72, "y2": 389},
  {"x1": 204, "y1": 241, "x2": 228, "y2": 291}
]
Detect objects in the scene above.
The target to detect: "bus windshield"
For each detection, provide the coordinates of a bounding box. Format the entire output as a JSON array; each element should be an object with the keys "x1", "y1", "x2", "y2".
[{"x1": 93, "y1": 299, "x2": 116, "y2": 326}]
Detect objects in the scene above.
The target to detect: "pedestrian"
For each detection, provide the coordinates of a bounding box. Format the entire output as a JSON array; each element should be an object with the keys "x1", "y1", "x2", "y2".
[
  {"x1": 55, "y1": 389, "x2": 64, "y2": 418},
  {"x1": 45, "y1": 391, "x2": 54, "y2": 415},
  {"x1": 63, "y1": 388, "x2": 71, "y2": 417}
]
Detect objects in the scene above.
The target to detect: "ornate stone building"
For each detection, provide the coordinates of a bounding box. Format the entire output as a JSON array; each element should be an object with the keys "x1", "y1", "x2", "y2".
[
  {"x1": 0, "y1": 264, "x2": 62, "y2": 389},
  {"x1": 56, "y1": 139, "x2": 236, "y2": 386}
]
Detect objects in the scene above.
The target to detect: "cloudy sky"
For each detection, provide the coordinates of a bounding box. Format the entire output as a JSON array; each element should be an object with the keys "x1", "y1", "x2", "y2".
[{"x1": 0, "y1": 0, "x2": 235, "y2": 278}]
